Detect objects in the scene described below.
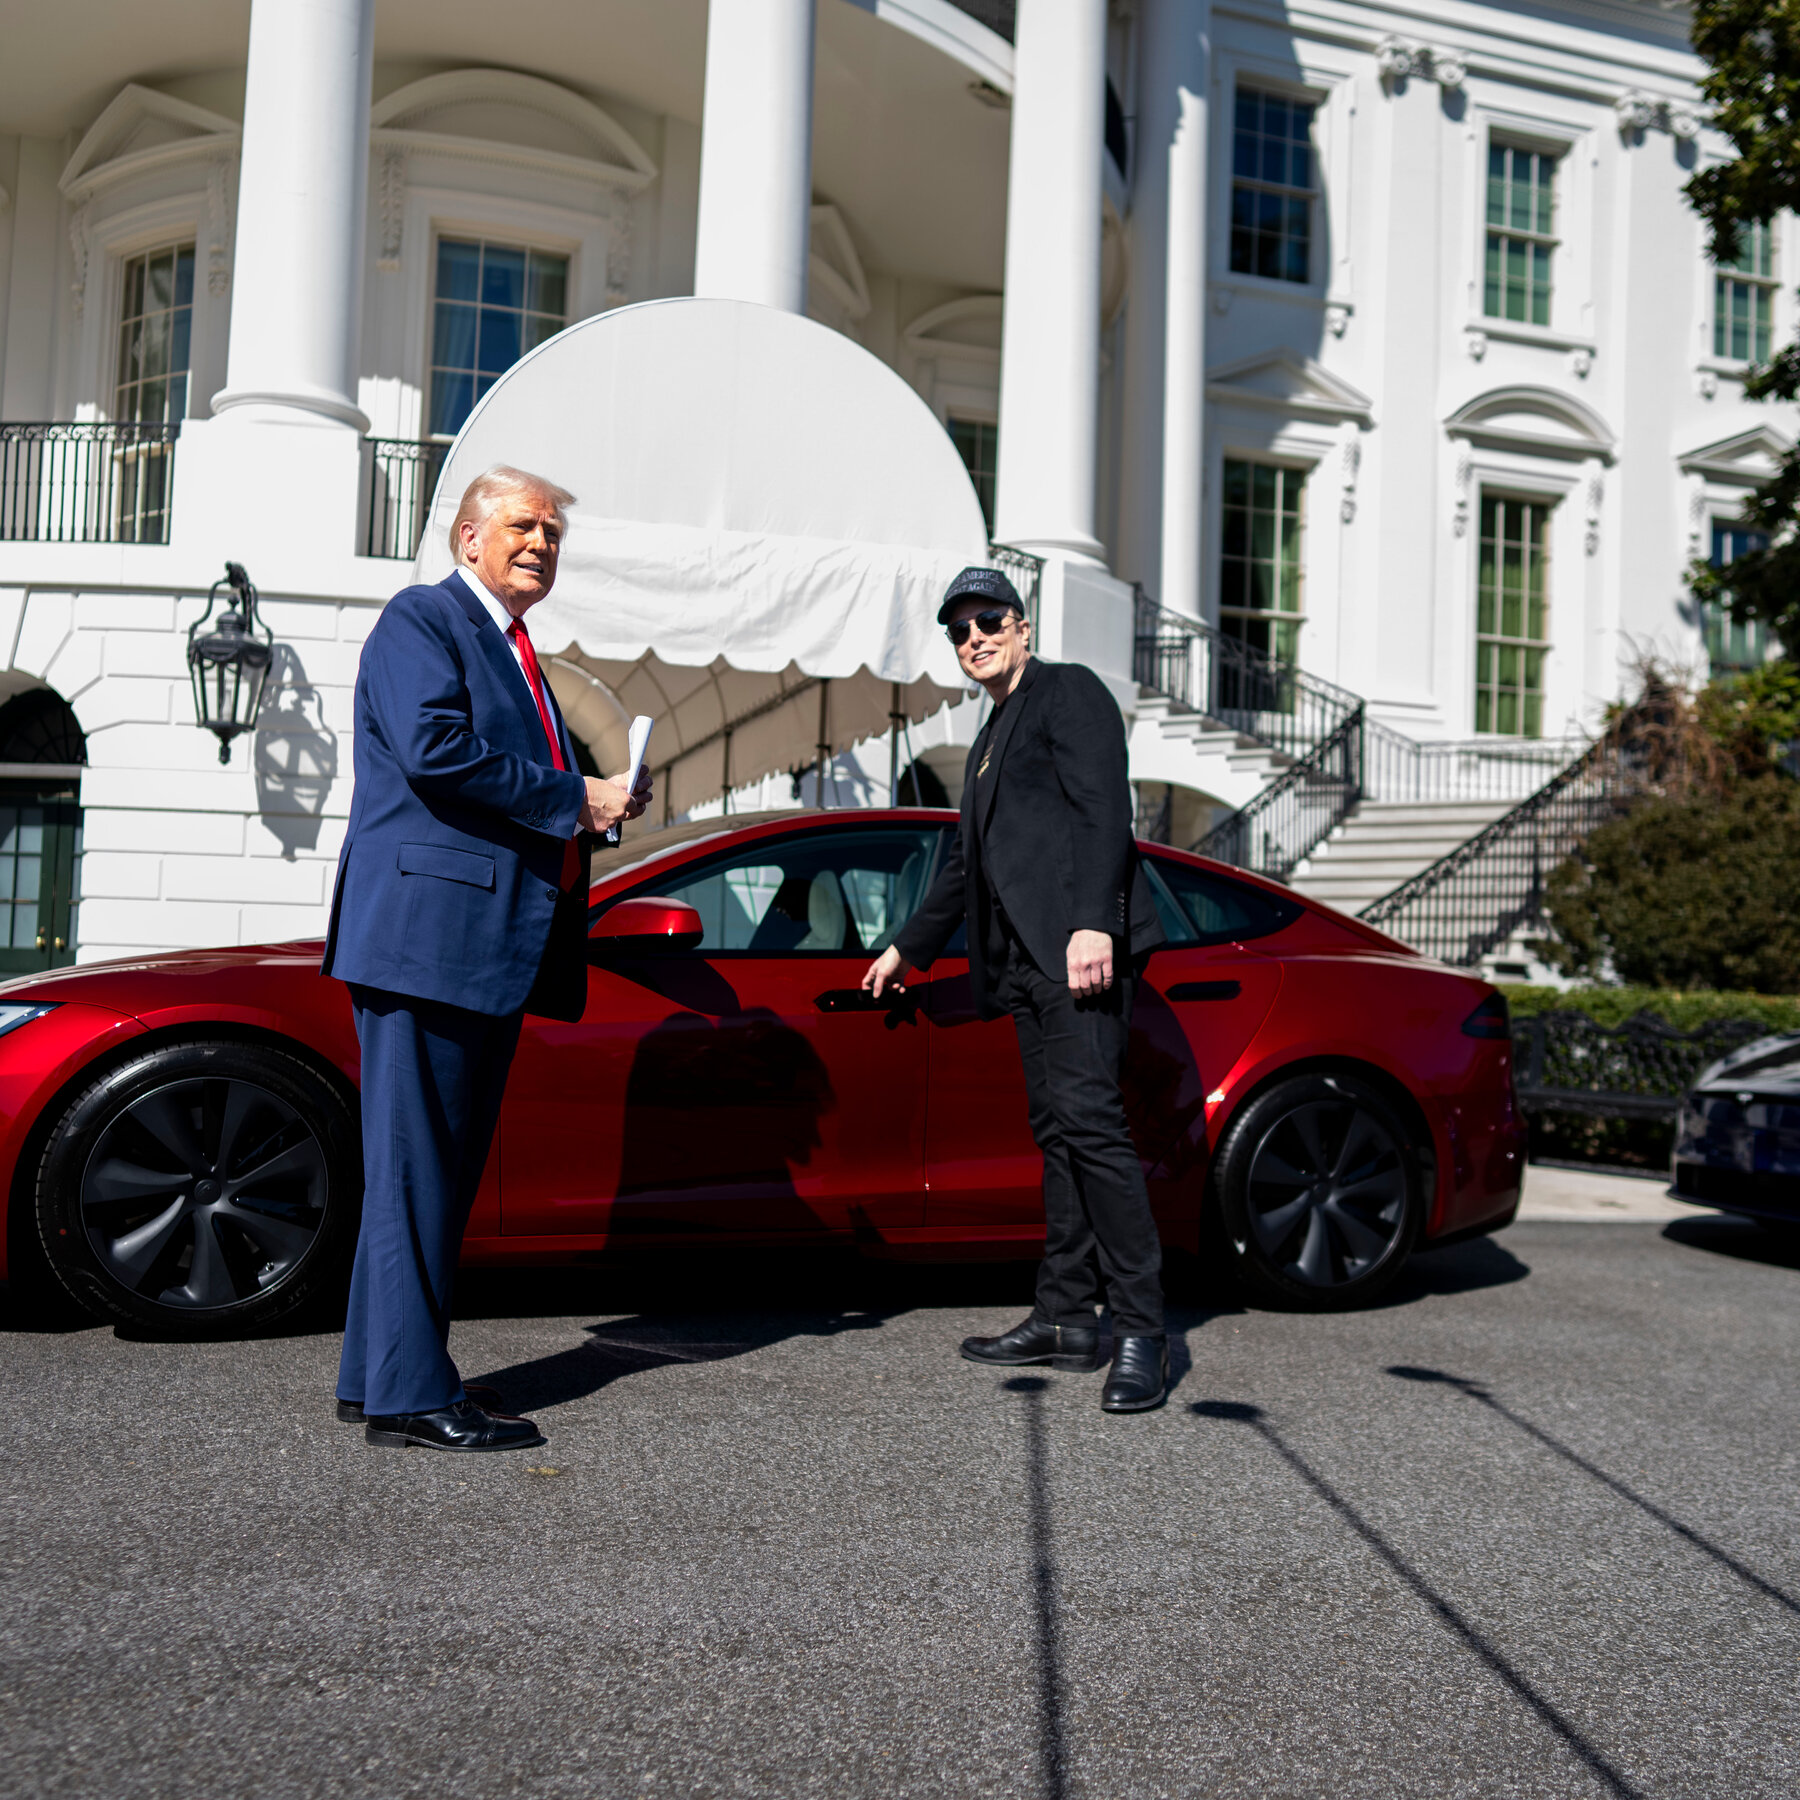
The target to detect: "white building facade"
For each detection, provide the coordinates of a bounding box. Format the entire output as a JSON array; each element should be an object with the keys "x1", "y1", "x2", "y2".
[{"x1": 0, "y1": 0, "x2": 1781, "y2": 968}]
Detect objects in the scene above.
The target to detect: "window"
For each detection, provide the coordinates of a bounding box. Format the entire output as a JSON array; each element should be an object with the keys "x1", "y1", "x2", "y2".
[
  {"x1": 1144, "y1": 857, "x2": 1303, "y2": 946},
  {"x1": 1706, "y1": 522, "x2": 1770, "y2": 671},
  {"x1": 1485, "y1": 144, "x2": 1557, "y2": 326},
  {"x1": 115, "y1": 244, "x2": 194, "y2": 423},
  {"x1": 620, "y1": 827, "x2": 940, "y2": 955},
  {"x1": 948, "y1": 417, "x2": 997, "y2": 534},
  {"x1": 1220, "y1": 459, "x2": 1305, "y2": 662},
  {"x1": 429, "y1": 238, "x2": 569, "y2": 438},
  {"x1": 1714, "y1": 220, "x2": 1777, "y2": 363},
  {"x1": 1230, "y1": 89, "x2": 1316, "y2": 284},
  {"x1": 1475, "y1": 494, "x2": 1551, "y2": 736}
]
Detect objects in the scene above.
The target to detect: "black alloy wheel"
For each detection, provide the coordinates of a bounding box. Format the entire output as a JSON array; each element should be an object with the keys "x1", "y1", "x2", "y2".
[
  {"x1": 1213, "y1": 1072, "x2": 1422, "y2": 1309},
  {"x1": 36, "y1": 1040, "x2": 359, "y2": 1335}
]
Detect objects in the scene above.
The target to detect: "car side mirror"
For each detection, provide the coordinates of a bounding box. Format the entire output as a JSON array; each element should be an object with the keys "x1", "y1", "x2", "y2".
[{"x1": 588, "y1": 897, "x2": 704, "y2": 958}]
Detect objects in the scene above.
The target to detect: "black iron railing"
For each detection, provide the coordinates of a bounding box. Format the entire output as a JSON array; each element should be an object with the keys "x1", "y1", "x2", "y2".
[
  {"x1": 361, "y1": 437, "x2": 449, "y2": 560},
  {"x1": 1194, "y1": 704, "x2": 1365, "y2": 878},
  {"x1": 0, "y1": 422, "x2": 181, "y2": 545},
  {"x1": 1357, "y1": 716, "x2": 1657, "y2": 966},
  {"x1": 988, "y1": 542, "x2": 1044, "y2": 634},
  {"x1": 1133, "y1": 591, "x2": 1360, "y2": 765},
  {"x1": 1361, "y1": 716, "x2": 1579, "y2": 804},
  {"x1": 1514, "y1": 1011, "x2": 1768, "y2": 1122}
]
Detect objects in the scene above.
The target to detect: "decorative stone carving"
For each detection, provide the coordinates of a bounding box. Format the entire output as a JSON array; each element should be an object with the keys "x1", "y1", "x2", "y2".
[
  {"x1": 1570, "y1": 346, "x2": 1593, "y2": 379},
  {"x1": 1211, "y1": 287, "x2": 1233, "y2": 315},
  {"x1": 1616, "y1": 90, "x2": 1703, "y2": 143},
  {"x1": 1340, "y1": 427, "x2": 1361, "y2": 524},
  {"x1": 206, "y1": 157, "x2": 233, "y2": 296},
  {"x1": 1698, "y1": 368, "x2": 1719, "y2": 400},
  {"x1": 375, "y1": 147, "x2": 405, "y2": 272},
  {"x1": 1325, "y1": 300, "x2": 1351, "y2": 338},
  {"x1": 68, "y1": 204, "x2": 89, "y2": 319},
  {"x1": 1376, "y1": 37, "x2": 1466, "y2": 91},
  {"x1": 600, "y1": 191, "x2": 634, "y2": 307},
  {"x1": 1465, "y1": 328, "x2": 1489, "y2": 362},
  {"x1": 1585, "y1": 473, "x2": 1603, "y2": 556},
  {"x1": 1453, "y1": 448, "x2": 1473, "y2": 537}
]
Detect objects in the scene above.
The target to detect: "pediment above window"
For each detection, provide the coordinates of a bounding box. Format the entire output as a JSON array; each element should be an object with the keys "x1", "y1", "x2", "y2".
[
  {"x1": 1676, "y1": 425, "x2": 1792, "y2": 486},
  {"x1": 370, "y1": 70, "x2": 656, "y2": 191},
  {"x1": 1205, "y1": 350, "x2": 1373, "y2": 424},
  {"x1": 1445, "y1": 385, "x2": 1615, "y2": 462},
  {"x1": 60, "y1": 84, "x2": 240, "y2": 201},
  {"x1": 902, "y1": 296, "x2": 1003, "y2": 365}
]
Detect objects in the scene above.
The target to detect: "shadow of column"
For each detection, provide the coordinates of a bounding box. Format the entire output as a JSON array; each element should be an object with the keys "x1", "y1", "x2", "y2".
[
  {"x1": 1387, "y1": 1365, "x2": 1800, "y2": 1617},
  {"x1": 1005, "y1": 1374, "x2": 1069, "y2": 1800},
  {"x1": 1192, "y1": 1398, "x2": 1646, "y2": 1800},
  {"x1": 254, "y1": 644, "x2": 339, "y2": 860}
]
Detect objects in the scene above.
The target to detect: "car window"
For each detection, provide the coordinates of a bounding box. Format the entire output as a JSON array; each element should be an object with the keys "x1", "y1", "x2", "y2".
[
  {"x1": 1145, "y1": 856, "x2": 1303, "y2": 946},
  {"x1": 614, "y1": 827, "x2": 942, "y2": 955}
]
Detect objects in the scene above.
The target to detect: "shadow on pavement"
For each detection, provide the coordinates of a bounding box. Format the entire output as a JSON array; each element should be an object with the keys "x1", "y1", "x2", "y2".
[
  {"x1": 1191, "y1": 1398, "x2": 1646, "y2": 1800},
  {"x1": 1387, "y1": 1365, "x2": 1800, "y2": 1618},
  {"x1": 1004, "y1": 1375, "x2": 1069, "y2": 1800},
  {"x1": 1372, "y1": 1234, "x2": 1531, "y2": 1306},
  {"x1": 1660, "y1": 1213, "x2": 1800, "y2": 1272}
]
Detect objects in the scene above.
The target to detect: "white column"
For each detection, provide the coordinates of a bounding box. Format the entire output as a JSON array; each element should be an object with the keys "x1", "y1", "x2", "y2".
[
  {"x1": 693, "y1": 0, "x2": 817, "y2": 314},
  {"x1": 1118, "y1": 0, "x2": 1208, "y2": 614},
  {"x1": 1160, "y1": 4, "x2": 1210, "y2": 619},
  {"x1": 212, "y1": 0, "x2": 374, "y2": 429},
  {"x1": 993, "y1": 0, "x2": 1108, "y2": 563}
]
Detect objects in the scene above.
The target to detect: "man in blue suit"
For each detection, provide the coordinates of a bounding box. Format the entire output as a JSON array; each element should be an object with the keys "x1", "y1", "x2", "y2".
[{"x1": 322, "y1": 464, "x2": 648, "y2": 1453}]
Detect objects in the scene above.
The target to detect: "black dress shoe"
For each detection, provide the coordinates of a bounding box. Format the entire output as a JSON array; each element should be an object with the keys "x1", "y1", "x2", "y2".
[
  {"x1": 337, "y1": 1382, "x2": 506, "y2": 1424},
  {"x1": 364, "y1": 1400, "x2": 546, "y2": 1452},
  {"x1": 961, "y1": 1314, "x2": 1102, "y2": 1372},
  {"x1": 1101, "y1": 1334, "x2": 1169, "y2": 1412}
]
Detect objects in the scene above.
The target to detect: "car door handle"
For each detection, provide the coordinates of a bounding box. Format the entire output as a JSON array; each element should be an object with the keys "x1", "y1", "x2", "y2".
[
  {"x1": 814, "y1": 987, "x2": 907, "y2": 1013},
  {"x1": 1166, "y1": 980, "x2": 1242, "y2": 1003}
]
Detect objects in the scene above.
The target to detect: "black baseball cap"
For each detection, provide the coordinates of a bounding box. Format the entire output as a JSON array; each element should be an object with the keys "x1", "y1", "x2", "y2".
[{"x1": 937, "y1": 566, "x2": 1025, "y2": 625}]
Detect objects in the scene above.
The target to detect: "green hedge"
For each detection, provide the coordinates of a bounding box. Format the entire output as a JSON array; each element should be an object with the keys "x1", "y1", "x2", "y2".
[{"x1": 1499, "y1": 984, "x2": 1800, "y2": 1033}]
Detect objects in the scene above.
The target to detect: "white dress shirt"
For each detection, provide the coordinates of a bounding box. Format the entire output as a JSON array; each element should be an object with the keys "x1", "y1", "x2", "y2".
[{"x1": 453, "y1": 564, "x2": 533, "y2": 685}]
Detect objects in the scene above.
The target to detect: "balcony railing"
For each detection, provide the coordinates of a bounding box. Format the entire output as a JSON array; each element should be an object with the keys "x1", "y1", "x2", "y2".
[
  {"x1": 362, "y1": 437, "x2": 449, "y2": 560},
  {"x1": 0, "y1": 422, "x2": 181, "y2": 545},
  {"x1": 1362, "y1": 717, "x2": 1581, "y2": 805}
]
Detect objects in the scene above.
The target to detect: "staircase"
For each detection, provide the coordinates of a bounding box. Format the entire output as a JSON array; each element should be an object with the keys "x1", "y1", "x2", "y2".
[
  {"x1": 1289, "y1": 799, "x2": 1519, "y2": 917},
  {"x1": 1128, "y1": 688, "x2": 1293, "y2": 815}
]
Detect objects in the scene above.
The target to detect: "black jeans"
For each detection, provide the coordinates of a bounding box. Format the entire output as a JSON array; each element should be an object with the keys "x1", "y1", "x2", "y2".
[{"x1": 998, "y1": 944, "x2": 1164, "y2": 1336}]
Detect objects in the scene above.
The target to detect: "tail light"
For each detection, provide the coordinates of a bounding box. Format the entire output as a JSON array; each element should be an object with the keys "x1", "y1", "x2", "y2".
[{"x1": 1461, "y1": 993, "x2": 1511, "y2": 1040}]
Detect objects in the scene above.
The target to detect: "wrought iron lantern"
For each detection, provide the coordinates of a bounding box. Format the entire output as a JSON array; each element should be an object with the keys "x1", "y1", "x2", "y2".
[{"x1": 187, "y1": 561, "x2": 274, "y2": 764}]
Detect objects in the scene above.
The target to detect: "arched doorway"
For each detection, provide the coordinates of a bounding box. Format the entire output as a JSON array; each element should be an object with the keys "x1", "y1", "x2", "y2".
[{"x1": 0, "y1": 687, "x2": 85, "y2": 972}]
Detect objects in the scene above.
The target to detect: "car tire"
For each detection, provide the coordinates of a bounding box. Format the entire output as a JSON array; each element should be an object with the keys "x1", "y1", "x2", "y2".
[
  {"x1": 34, "y1": 1039, "x2": 360, "y2": 1337},
  {"x1": 1213, "y1": 1072, "x2": 1423, "y2": 1310}
]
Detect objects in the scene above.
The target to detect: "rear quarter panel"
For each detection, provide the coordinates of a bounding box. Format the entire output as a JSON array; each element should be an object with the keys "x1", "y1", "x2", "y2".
[{"x1": 1216, "y1": 951, "x2": 1524, "y2": 1240}]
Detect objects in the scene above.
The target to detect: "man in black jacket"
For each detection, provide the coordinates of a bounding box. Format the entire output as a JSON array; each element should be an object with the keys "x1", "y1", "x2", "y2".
[{"x1": 862, "y1": 567, "x2": 1169, "y2": 1411}]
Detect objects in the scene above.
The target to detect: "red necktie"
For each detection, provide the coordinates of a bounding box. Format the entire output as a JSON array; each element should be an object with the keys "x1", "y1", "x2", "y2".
[{"x1": 507, "y1": 617, "x2": 581, "y2": 892}]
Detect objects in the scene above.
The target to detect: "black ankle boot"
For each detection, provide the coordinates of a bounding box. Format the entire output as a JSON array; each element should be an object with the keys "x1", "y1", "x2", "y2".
[
  {"x1": 960, "y1": 1314, "x2": 1102, "y2": 1372},
  {"x1": 1101, "y1": 1334, "x2": 1169, "y2": 1412}
]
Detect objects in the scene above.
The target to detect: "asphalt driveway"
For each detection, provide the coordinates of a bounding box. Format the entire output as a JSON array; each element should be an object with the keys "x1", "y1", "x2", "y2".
[{"x1": 2, "y1": 1206, "x2": 1797, "y2": 1799}]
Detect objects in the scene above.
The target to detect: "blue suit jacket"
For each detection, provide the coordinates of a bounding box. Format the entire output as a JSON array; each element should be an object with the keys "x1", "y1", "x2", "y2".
[{"x1": 321, "y1": 570, "x2": 590, "y2": 1017}]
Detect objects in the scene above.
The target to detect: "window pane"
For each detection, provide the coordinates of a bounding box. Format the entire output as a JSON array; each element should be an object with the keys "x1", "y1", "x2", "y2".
[
  {"x1": 115, "y1": 241, "x2": 195, "y2": 426},
  {"x1": 437, "y1": 239, "x2": 480, "y2": 302},
  {"x1": 1229, "y1": 87, "x2": 1314, "y2": 286},
  {"x1": 481, "y1": 245, "x2": 526, "y2": 310},
  {"x1": 1476, "y1": 494, "x2": 1551, "y2": 736},
  {"x1": 1220, "y1": 459, "x2": 1305, "y2": 677},
  {"x1": 428, "y1": 237, "x2": 571, "y2": 438}
]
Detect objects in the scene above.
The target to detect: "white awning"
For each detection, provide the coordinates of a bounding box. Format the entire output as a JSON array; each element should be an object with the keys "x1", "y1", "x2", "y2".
[{"x1": 412, "y1": 297, "x2": 989, "y2": 812}]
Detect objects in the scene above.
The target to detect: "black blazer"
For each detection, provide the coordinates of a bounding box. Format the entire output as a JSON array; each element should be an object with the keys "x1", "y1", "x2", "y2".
[{"x1": 892, "y1": 656, "x2": 1163, "y2": 1017}]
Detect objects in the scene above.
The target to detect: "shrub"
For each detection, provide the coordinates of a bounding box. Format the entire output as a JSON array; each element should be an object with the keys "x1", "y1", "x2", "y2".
[
  {"x1": 1542, "y1": 776, "x2": 1800, "y2": 992},
  {"x1": 1498, "y1": 984, "x2": 1800, "y2": 1032}
]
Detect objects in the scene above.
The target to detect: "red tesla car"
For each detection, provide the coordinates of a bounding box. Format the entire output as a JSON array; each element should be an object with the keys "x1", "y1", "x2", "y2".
[{"x1": 0, "y1": 809, "x2": 1523, "y2": 1335}]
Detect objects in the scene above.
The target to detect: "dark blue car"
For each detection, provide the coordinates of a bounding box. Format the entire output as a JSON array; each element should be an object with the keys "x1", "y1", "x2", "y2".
[{"x1": 1673, "y1": 1032, "x2": 1800, "y2": 1223}]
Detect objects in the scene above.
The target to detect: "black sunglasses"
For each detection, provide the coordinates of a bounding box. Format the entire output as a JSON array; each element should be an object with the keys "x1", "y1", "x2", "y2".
[{"x1": 946, "y1": 608, "x2": 1017, "y2": 646}]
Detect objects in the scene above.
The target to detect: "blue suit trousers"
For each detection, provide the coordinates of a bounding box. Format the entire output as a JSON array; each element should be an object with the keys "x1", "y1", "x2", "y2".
[{"x1": 336, "y1": 986, "x2": 523, "y2": 1417}]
